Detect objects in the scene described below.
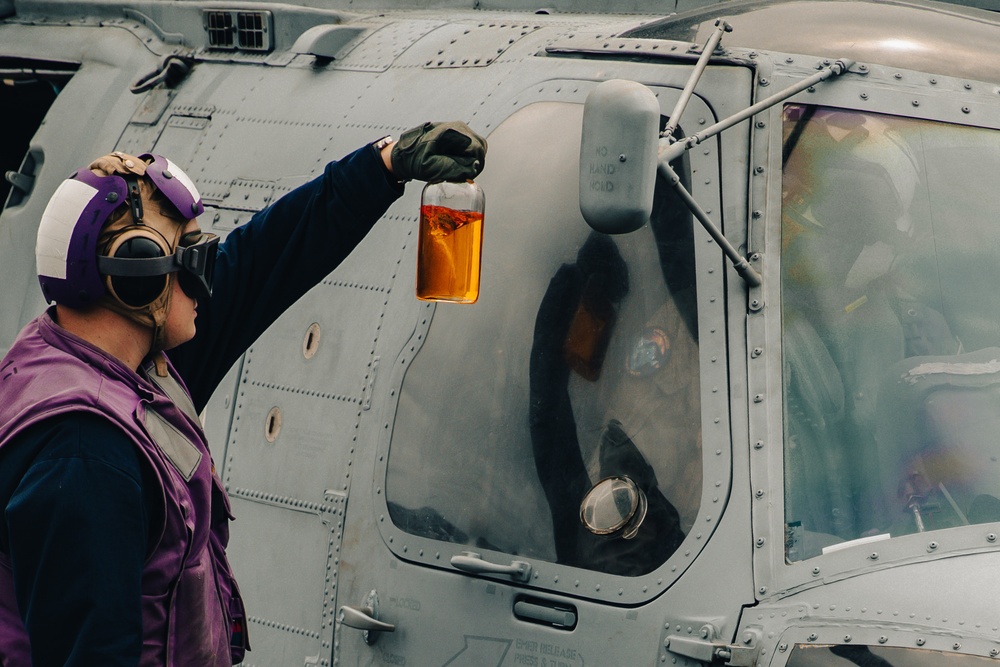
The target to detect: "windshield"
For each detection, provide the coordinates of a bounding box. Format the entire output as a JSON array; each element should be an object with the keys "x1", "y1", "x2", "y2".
[{"x1": 781, "y1": 104, "x2": 1000, "y2": 561}]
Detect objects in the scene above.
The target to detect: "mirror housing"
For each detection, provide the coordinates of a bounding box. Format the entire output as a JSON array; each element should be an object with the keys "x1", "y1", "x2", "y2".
[{"x1": 579, "y1": 79, "x2": 660, "y2": 234}]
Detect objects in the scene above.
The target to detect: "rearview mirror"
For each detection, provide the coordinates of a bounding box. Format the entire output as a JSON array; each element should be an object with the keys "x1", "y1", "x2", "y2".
[{"x1": 579, "y1": 79, "x2": 659, "y2": 234}]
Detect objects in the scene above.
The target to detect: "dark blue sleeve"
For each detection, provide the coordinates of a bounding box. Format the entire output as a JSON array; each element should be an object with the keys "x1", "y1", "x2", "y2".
[
  {"x1": 2, "y1": 414, "x2": 149, "y2": 667},
  {"x1": 171, "y1": 144, "x2": 405, "y2": 411}
]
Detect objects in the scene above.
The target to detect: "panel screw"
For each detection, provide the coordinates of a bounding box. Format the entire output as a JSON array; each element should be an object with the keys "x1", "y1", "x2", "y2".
[
  {"x1": 860, "y1": 93, "x2": 868, "y2": 100},
  {"x1": 779, "y1": 644, "x2": 788, "y2": 652},
  {"x1": 756, "y1": 537, "x2": 766, "y2": 547},
  {"x1": 754, "y1": 441, "x2": 764, "y2": 450},
  {"x1": 916, "y1": 638, "x2": 926, "y2": 646},
  {"x1": 962, "y1": 107, "x2": 971, "y2": 114},
  {"x1": 812, "y1": 567, "x2": 821, "y2": 576},
  {"x1": 808, "y1": 633, "x2": 818, "y2": 641},
  {"x1": 756, "y1": 489, "x2": 765, "y2": 498},
  {"x1": 844, "y1": 635, "x2": 852, "y2": 643},
  {"x1": 912, "y1": 100, "x2": 920, "y2": 107},
  {"x1": 754, "y1": 394, "x2": 764, "y2": 403},
  {"x1": 990, "y1": 648, "x2": 999, "y2": 657},
  {"x1": 869, "y1": 552, "x2": 879, "y2": 560},
  {"x1": 755, "y1": 120, "x2": 765, "y2": 129},
  {"x1": 759, "y1": 78, "x2": 769, "y2": 87},
  {"x1": 751, "y1": 347, "x2": 763, "y2": 358},
  {"x1": 988, "y1": 533, "x2": 997, "y2": 542},
  {"x1": 954, "y1": 643, "x2": 962, "y2": 650},
  {"x1": 752, "y1": 210, "x2": 762, "y2": 219},
  {"x1": 619, "y1": 154, "x2": 627, "y2": 162},
  {"x1": 879, "y1": 636, "x2": 889, "y2": 644},
  {"x1": 928, "y1": 541, "x2": 938, "y2": 551}
]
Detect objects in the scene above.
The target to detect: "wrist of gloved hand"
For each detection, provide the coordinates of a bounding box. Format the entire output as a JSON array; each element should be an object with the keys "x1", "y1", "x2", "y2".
[{"x1": 391, "y1": 121, "x2": 487, "y2": 183}]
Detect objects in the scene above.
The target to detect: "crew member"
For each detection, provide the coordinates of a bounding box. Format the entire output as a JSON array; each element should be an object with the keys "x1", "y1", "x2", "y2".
[{"x1": 0, "y1": 121, "x2": 487, "y2": 666}]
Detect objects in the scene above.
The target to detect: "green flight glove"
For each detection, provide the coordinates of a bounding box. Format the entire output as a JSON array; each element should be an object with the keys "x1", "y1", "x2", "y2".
[{"x1": 391, "y1": 121, "x2": 487, "y2": 183}]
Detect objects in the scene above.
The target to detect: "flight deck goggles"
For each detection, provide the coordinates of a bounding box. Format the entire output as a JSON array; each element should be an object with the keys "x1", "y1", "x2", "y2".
[{"x1": 97, "y1": 231, "x2": 220, "y2": 301}]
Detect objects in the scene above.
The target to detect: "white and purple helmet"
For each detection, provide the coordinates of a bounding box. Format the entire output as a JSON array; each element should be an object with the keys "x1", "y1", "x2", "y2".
[{"x1": 35, "y1": 153, "x2": 204, "y2": 308}]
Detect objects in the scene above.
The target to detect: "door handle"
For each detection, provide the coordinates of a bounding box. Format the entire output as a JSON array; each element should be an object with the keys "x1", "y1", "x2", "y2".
[
  {"x1": 450, "y1": 551, "x2": 532, "y2": 582},
  {"x1": 338, "y1": 590, "x2": 395, "y2": 645}
]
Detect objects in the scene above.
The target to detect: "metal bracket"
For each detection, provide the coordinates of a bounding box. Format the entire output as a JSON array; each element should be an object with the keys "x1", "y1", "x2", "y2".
[
  {"x1": 4, "y1": 170, "x2": 34, "y2": 197},
  {"x1": 747, "y1": 253, "x2": 764, "y2": 312},
  {"x1": 666, "y1": 625, "x2": 762, "y2": 666},
  {"x1": 662, "y1": 58, "x2": 855, "y2": 163},
  {"x1": 657, "y1": 56, "x2": 855, "y2": 289},
  {"x1": 131, "y1": 54, "x2": 195, "y2": 95}
]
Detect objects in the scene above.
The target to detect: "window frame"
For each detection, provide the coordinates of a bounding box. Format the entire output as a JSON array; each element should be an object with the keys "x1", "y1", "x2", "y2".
[
  {"x1": 372, "y1": 77, "x2": 745, "y2": 606},
  {"x1": 747, "y1": 52, "x2": 1000, "y2": 599}
]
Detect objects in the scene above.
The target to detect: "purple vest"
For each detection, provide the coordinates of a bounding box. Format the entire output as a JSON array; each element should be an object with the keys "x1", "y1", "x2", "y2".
[{"x1": 0, "y1": 311, "x2": 248, "y2": 666}]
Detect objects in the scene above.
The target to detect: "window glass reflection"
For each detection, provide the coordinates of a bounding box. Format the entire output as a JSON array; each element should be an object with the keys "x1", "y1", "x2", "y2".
[
  {"x1": 385, "y1": 102, "x2": 704, "y2": 577},
  {"x1": 786, "y1": 643, "x2": 998, "y2": 666},
  {"x1": 781, "y1": 104, "x2": 1000, "y2": 561}
]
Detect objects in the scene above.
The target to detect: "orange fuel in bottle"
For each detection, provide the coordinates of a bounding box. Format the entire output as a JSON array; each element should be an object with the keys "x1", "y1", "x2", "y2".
[{"x1": 416, "y1": 181, "x2": 485, "y2": 303}]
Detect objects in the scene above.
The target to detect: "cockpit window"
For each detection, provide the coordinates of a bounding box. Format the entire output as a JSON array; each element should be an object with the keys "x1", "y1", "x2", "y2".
[
  {"x1": 785, "y1": 644, "x2": 997, "y2": 665},
  {"x1": 781, "y1": 104, "x2": 1000, "y2": 561},
  {"x1": 384, "y1": 102, "x2": 703, "y2": 577}
]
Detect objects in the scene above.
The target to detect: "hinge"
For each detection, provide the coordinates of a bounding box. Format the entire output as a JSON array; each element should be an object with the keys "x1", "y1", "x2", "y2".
[
  {"x1": 666, "y1": 625, "x2": 762, "y2": 666},
  {"x1": 747, "y1": 252, "x2": 764, "y2": 313}
]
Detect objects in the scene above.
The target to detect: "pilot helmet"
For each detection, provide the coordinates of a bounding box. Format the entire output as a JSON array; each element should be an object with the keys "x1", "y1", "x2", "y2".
[
  {"x1": 782, "y1": 107, "x2": 921, "y2": 290},
  {"x1": 35, "y1": 151, "x2": 216, "y2": 349}
]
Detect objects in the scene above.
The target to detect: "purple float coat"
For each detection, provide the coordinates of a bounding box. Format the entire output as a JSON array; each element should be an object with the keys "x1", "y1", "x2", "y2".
[{"x1": 0, "y1": 311, "x2": 247, "y2": 666}]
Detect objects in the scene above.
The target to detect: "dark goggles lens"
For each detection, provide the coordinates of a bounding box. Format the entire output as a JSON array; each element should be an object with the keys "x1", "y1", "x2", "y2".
[{"x1": 175, "y1": 232, "x2": 219, "y2": 301}]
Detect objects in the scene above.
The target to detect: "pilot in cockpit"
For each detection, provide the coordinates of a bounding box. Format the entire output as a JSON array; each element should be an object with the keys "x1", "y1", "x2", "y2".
[{"x1": 781, "y1": 106, "x2": 1000, "y2": 558}]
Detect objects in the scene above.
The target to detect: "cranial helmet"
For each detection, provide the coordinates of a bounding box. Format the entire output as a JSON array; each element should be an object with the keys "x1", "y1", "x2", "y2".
[{"x1": 36, "y1": 151, "x2": 215, "y2": 349}]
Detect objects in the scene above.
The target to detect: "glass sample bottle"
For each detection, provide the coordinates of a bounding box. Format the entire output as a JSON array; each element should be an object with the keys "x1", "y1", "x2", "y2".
[{"x1": 416, "y1": 180, "x2": 485, "y2": 303}]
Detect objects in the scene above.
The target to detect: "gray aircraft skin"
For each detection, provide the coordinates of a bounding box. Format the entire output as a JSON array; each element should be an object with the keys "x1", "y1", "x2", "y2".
[{"x1": 4, "y1": 0, "x2": 1000, "y2": 665}]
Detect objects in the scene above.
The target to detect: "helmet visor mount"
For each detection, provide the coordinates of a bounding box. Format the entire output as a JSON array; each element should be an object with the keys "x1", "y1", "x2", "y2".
[{"x1": 97, "y1": 231, "x2": 220, "y2": 302}]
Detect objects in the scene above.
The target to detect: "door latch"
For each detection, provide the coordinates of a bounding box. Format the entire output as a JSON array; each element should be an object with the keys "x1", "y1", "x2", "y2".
[
  {"x1": 338, "y1": 590, "x2": 395, "y2": 646},
  {"x1": 451, "y1": 551, "x2": 532, "y2": 582}
]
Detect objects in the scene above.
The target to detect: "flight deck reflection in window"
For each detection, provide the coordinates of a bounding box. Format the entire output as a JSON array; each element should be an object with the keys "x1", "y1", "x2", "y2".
[
  {"x1": 781, "y1": 104, "x2": 1000, "y2": 561},
  {"x1": 385, "y1": 102, "x2": 702, "y2": 578}
]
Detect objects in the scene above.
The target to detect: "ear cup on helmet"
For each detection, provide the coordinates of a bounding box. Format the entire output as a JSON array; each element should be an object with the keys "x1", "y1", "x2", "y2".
[{"x1": 103, "y1": 228, "x2": 172, "y2": 308}]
